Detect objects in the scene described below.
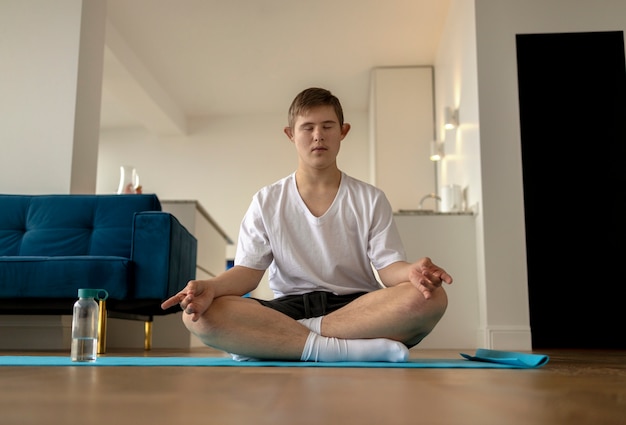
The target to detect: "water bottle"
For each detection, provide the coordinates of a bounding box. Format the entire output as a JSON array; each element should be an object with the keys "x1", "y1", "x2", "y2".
[{"x1": 71, "y1": 288, "x2": 109, "y2": 362}]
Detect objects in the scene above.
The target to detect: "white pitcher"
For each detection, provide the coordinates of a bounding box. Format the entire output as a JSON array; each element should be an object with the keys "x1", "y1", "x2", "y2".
[{"x1": 440, "y1": 184, "x2": 463, "y2": 212}]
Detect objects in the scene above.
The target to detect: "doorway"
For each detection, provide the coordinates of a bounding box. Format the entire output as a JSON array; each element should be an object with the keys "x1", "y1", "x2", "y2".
[{"x1": 516, "y1": 31, "x2": 626, "y2": 349}]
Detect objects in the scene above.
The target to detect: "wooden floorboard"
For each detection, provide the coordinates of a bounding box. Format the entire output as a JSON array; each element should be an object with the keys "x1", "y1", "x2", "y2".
[{"x1": 0, "y1": 347, "x2": 624, "y2": 425}]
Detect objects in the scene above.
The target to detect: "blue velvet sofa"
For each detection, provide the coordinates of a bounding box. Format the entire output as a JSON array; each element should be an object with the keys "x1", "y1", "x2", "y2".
[{"x1": 0, "y1": 194, "x2": 197, "y2": 351}]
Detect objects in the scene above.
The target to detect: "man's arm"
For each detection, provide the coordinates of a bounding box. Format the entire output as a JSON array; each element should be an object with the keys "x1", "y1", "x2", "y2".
[{"x1": 208, "y1": 265, "x2": 265, "y2": 297}]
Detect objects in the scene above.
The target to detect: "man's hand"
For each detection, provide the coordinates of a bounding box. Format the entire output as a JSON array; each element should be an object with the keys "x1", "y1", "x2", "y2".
[
  {"x1": 161, "y1": 280, "x2": 215, "y2": 322},
  {"x1": 408, "y1": 257, "x2": 453, "y2": 299}
]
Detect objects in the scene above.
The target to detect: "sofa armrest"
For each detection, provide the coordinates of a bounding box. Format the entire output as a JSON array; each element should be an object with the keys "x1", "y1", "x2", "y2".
[{"x1": 131, "y1": 211, "x2": 197, "y2": 300}]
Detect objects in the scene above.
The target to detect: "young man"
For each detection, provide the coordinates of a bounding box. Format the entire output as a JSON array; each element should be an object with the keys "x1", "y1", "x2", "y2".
[{"x1": 161, "y1": 87, "x2": 452, "y2": 362}]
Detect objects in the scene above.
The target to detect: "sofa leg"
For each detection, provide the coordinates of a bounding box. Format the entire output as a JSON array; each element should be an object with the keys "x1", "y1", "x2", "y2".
[
  {"x1": 97, "y1": 300, "x2": 107, "y2": 354},
  {"x1": 144, "y1": 320, "x2": 153, "y2": 351}
]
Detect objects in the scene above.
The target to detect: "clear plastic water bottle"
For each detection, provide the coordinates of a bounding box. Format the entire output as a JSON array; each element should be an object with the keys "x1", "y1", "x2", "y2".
[{"x1": 71, "y1": 288, "x2": 108, "y2": 362}]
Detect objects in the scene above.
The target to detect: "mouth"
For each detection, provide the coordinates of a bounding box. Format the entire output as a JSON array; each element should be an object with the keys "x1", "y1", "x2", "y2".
[{"x1": 311, "y1": 146, "x2": 327, "y2": 152}]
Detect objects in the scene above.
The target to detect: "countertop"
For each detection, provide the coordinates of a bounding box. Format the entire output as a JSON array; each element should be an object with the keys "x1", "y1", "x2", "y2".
[{"x1": 395, "y1": 209, "x2": 475, "y2": 216}]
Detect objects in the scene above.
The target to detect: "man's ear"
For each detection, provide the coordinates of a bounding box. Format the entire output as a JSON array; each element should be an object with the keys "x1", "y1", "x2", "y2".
[
  {"x1": 340, "y1": 123, "x2": 351, "y2": 138},
  {"x1": 284, "y1": 126, "x2": 294, "y2": 141}
]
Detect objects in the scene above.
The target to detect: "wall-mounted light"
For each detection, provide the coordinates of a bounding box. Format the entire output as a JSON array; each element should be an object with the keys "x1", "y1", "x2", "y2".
[
  {"x1": 444, "y1": 107, "x2": 459, "y2": 129},
  {"x1": 429, "y1": 140, "x2": 445, "y2": 161}
]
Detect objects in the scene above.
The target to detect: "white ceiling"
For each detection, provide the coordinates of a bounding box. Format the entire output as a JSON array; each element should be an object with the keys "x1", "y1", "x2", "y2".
[{"x1": 100, "y1": 0, "x2": 451, "y2": 133}]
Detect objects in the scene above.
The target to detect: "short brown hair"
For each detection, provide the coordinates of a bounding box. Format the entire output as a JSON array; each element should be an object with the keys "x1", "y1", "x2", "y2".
[{"x1": 287, "y1": 87, "x2": 344, "y2": 129}]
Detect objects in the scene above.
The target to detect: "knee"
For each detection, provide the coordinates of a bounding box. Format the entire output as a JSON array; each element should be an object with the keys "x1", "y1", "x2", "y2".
[
  {"x1": 180, "y1": 297, "x2": 226, "y2": 336},
  {"x1": 409, "y1": 283, "x2": 447, "y2": 318},
  {"x1": 424, "y1": 287, "x2": 448, "y2": 330},
  {"x1": 402, "y1": 282, "x2": 448, "y2": 319},
  {"x1": 429, "y1": 286, "x2": 448, "y2": 319},
  {"x1": 404, "y1": 286, "x2": 448, "y2": 347},
  {"x1": 420, "y1": 286, "x2": 448, "y2": 326},
  {"x1": 181, "y1": 310, "x2": 196, "y2": 328},
  {"x1": 181, "y1": 309, "x2": 205, "y2": 337}
]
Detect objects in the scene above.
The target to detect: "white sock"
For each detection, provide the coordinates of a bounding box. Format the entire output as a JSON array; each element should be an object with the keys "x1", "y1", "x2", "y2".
[
  {"x1": 300, "y1": 331, "x2": 409, "y2": 363},
  {"x1": 230, "y1": 353, "x2": 259, "y2": 362},
  {"x1": 297, "y1": 316, "x2": 323, "y2": 333}
]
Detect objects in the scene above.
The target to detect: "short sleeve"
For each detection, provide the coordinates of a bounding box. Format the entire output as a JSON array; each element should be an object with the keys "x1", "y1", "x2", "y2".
[{"x1": 234, "y1": 196, "x2": 274, "y2": 270}]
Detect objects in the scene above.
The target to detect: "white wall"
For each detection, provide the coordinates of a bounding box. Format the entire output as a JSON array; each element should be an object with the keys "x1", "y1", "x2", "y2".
[
  {"x1": 0, "y1": 0, "x2": 106, "y2": 194},
  {"x1": 434, "y1": 0, "x2": 487, "y2": 348},
  {"x1": 435, "y1": 0, "x2": 626, "y2": 349},
  {"x1": 370, "y1": 66, "x2": 436, "y2": 210}
]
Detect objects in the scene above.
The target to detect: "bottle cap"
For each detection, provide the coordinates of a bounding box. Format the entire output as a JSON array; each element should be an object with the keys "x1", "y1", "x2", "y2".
[{"x1": 77, "y1": 288, "x2": 109, "y2": 300}]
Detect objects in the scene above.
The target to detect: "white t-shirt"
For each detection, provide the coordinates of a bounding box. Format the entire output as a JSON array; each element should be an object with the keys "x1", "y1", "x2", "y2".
[{"x1": 235, "y1": 172, "x2": 406, "y2": 298}]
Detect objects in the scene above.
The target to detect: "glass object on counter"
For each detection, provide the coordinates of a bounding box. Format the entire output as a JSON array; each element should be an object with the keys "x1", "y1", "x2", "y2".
[{"x1": 116, "y1": 165, "x2": 142, "y2": 194}]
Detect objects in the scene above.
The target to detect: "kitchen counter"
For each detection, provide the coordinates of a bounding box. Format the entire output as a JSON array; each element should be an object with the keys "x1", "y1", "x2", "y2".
[
  {"x1": 396, "y1": 209, "x2": 475, "y2": 216},
  {"x1": 393, "y1": 212, "x2": 480, "y2": 348}
]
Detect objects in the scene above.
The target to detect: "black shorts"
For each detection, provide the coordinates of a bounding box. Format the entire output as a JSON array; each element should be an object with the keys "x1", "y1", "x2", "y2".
[{"x1": 251, "y1": 291, "x2": 367, "y2": 320}]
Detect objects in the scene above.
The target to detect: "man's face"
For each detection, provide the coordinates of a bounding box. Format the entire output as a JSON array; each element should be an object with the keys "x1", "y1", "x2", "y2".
[{"x1": 285, "y1": 105, "x2": 350, "y2": 171}]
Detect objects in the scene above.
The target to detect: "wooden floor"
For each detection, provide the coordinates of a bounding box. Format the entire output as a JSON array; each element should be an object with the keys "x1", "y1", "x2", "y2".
[{"x1": 0, "y1": 347, "x2": 624, "y2": 425}]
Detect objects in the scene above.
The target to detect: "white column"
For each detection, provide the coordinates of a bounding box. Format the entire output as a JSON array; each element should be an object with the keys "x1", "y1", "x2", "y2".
[{"x1": 0, "y1": 0, "x2": 106, "y2": 194}]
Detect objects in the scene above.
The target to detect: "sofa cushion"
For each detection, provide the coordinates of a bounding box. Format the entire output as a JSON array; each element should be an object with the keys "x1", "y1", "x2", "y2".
[
  {"x1": 0, "y1": 194, "x2": 161, "y2": 257},
  {"x1": 0, "y1": 256, "x2": 130, "y2": 299}
]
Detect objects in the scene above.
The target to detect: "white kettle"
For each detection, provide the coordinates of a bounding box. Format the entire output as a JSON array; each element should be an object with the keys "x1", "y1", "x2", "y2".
[{"x1": 440, "y1": 184, "x2": 463, "y2": 212}]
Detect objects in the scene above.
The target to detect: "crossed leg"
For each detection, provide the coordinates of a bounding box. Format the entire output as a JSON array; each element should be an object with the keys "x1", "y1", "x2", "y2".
[
  {"x1": 322, "y1": 281, "x2": 448, "y2": 347},
  {"x1": 182, "y1": 282, "x2": 447, "y2": 361}
]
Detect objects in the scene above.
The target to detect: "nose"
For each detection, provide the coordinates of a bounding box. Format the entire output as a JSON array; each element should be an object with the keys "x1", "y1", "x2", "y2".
[{"x1": 313, "y1": 127, "x2": 324, "y2": 142}]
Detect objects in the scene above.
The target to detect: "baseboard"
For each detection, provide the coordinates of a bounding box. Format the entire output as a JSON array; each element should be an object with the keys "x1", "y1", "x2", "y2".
[
  {"x1": 0, "y1": 314, "x2": 193, "y2": 351},
  {"x1": 106, "y1": 313, "x2": 192, "y2": 349},
  {"x1": 476, "y1": 325, "x2": 532, "y2": 351},
  {"x1": 0, "y1": 315, "x2": 71, "y2": 350}
]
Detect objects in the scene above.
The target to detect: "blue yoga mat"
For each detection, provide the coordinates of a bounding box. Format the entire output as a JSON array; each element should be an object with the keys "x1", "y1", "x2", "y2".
[{"x1": 0, "y1": 349, "x2": 548, "y2": 368}]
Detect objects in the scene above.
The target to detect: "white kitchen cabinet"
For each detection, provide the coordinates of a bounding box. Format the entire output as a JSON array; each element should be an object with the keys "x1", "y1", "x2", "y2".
[
  {"x1": 394, "y1": 213, "x2": 480, "y2": 349},
  {"x1": 370, "y1": 66, "x2": 436, "y2": 211}
]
